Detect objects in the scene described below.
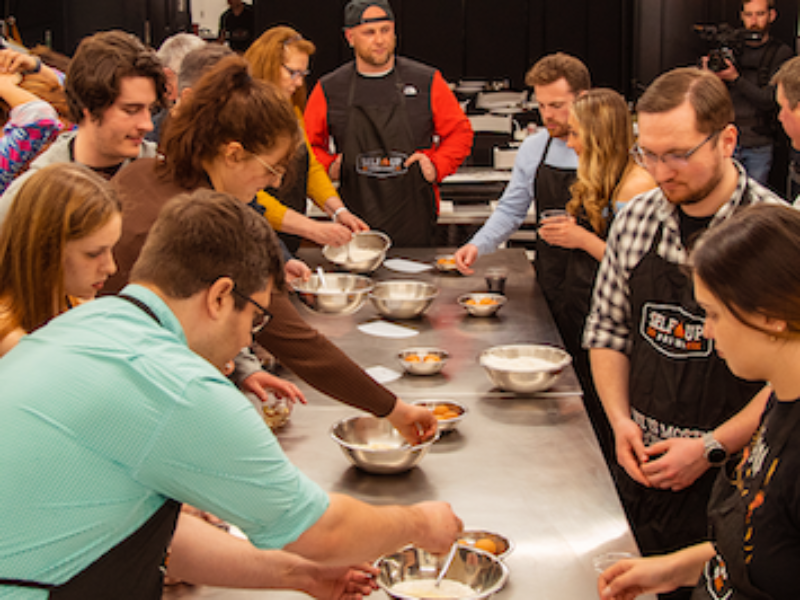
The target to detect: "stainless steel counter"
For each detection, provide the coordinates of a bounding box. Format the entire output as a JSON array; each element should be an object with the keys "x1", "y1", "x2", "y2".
[{"x1": 164, "y1": 248, "x2": 653, "y2": 600}]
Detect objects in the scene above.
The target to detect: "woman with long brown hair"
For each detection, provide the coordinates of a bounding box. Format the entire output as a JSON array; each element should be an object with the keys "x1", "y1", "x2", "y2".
[
  {"x1": 245, "y1": 26, "x2": 367, "y2": 253},
  {"x1": 0, "y1": 162, "x2": 121, "y2": 356}
]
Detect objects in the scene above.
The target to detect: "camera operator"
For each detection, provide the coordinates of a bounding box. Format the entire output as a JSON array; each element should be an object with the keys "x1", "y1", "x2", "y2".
[{"x1": 702, "y1": 0, "x2": 793, "y2": 186}]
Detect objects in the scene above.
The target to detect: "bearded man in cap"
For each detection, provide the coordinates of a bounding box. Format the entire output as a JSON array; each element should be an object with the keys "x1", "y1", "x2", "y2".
[{"x1": 304, "y1": 0, "x2": 473, "y2": 247}]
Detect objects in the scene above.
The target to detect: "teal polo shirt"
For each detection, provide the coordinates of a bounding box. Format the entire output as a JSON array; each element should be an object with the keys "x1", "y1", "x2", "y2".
[{"x1": 0, "y1": 284, "x2": 328, "y2": 593}]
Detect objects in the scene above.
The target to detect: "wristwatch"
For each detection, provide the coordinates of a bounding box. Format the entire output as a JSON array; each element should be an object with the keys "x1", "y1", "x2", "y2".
[{"x1": 702, "y1": 432, "x2": 728, "y2": 466}]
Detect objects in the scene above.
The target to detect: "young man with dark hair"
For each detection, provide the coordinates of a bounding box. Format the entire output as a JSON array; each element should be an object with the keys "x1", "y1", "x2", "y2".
[
  {"x1": 585, "y1": 67, "x2": 785, "y2": 599},
  {"x1": 0, "y1": 30, "x2": 167, "y2": 219},
  {"x1": 772, "y1": 56, "x2": 800, "y2": 203}
]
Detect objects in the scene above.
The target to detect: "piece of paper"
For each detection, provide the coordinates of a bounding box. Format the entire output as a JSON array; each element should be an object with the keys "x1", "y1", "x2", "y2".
[
  {"x1": 357, "y1": 320, "x2": 420, "y2": 339},
  {"x1": 383, "y1": 258, "x2": 433, "y2": 273},
  {"x1": 365, "y1": 366, "x2": 403, "y2": 384}
]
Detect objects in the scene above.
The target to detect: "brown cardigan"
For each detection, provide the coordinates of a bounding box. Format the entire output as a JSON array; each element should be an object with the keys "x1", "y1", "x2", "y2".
[{"x1": 107, "y1": 158, "x2": 396, "y2": 416}]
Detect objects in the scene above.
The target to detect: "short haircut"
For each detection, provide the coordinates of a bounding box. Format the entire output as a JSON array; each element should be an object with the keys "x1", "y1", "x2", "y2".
[
  {"x1": 245, "y1": 26, "x2": 316, "y2": 110},
  {"x1": 66, "y1": 30, "x2": 167, "y2": 124},
  {"x1": 130, "y1": 189, "x2": 285, "y2": 305},
  {"x1": 525, "y1": 52, "x2": 591, "y2": 94},
  {"x1": 636, "y1": 67, "x2": 733, "y2": 134},
  {"x1": 692, "y1": 204, "x2": 800, "y2": 337},
  {"x1": 156, "y1": 33, "x2": 206, "y2": 74},
  {"x1": 160, "y1": 55, "x2": 300, "y2": 190},
  {"x1": 741, "y1": 0, "x2": 775, "y2": 10},
  {"x1": 178, "y1": 44, "x2": 234, "y2": 93},
  {"x1": 0, "y1": 164, "x2": 120, "y2": 337},
  {"x1": 772, "y1": 56, "x2": 800, "y2": 109}
]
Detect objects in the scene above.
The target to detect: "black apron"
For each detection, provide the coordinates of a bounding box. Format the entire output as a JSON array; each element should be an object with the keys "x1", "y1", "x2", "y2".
[
  {"x1": 271, "y1": 145, "x2": 311, "y2": 254},
  {"x1": 339, "y1": 66, "x2": 437, "y2": 247},
  {"x1": 0, "y1": 294, "x2": 182, "y2": 598},
  {"x1": 691, "y1": 397, "x2": 794, "y2": 600},
  {"x1": 616, "y1": 198, "x2": 763, "y2": 561},
  {"x1": 533, "y1": 137, "x2": 577, "y2": 342}
]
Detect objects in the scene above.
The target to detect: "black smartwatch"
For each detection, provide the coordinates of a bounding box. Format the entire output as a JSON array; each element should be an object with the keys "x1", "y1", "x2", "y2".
[{"x1": 702, "y1": 432, "x2": 728, "y2": 466}]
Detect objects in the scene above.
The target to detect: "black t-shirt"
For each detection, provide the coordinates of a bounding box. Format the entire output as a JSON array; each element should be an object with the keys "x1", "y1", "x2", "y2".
[
  {"x1": 219, "y1": 4, "x2": 255, "y2": 53},
  {"x1": 695, "y1": 395, "x2": 800, "y2": 599},
  {"x1": 677, "y1": 207, "x2": 713, "y2": 250}
]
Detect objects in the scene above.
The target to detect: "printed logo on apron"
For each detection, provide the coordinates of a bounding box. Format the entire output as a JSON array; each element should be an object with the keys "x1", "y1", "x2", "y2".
[
  {"x1": 639, "y1": 302, "x2": 712, "y2": 359},
  {"x1": 703, "y1": 554, "x2": 734, "y2": 600},
  {"x1": 356, "y1": 150, "x2": 409, "y2": 178}
]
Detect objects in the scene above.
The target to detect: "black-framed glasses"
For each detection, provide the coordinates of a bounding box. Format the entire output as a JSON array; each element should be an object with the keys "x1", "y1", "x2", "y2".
[
  {"x1": 231, "y1": 287, "x2": 272, "y2": 334},
  {"x1": 630, "y1": 130, "x2": 722, "y2": 171},
  {"x1": 282, "y1": 63, "x2": 310, "y2": 81}
]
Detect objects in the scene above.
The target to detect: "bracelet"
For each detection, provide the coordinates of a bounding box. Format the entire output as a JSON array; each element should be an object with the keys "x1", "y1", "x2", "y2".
[
  {"x1": 22, "y1": 57, "x2": 42, "y2": 75},
  {"x1": 332, "y1": 206, "x2": 349, "y2": 221}
]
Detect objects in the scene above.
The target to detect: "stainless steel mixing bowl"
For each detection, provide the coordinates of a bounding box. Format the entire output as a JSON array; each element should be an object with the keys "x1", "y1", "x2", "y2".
[
  {"x1": 376, "y1": 544, "x2": 509, "y2": 600},
  {"x1": 458, "y1": 292, "x2": 507, "y2": 317},
  {"x1": 369, "y1": 280, "x2": 438, "y2": 319},
  {"x1": 291, "y1": 273, "x2": 373, "y2": 316},
  {"x1": 330, "y1": 415, "x2": 437, "y2": 474},
  {"x1": 479, "y1": 344, "x2": 572, "y2": 393},
  {"x1": 322, "y1": 231, "x2": 391, "y2": 273},
  {"x1": 397, "y1": 347, "x2": 449, "y2": 375}
]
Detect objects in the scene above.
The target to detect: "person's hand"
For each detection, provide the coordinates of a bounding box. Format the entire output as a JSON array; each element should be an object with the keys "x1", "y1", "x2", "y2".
[
  {"x1": 404, "y1": 152, "x2": 437, "y2": 183},
  {"x1": 454, "y1": 244, "x2": 479, "y2": 275},
  {"x1": 613, "y1": 418, "x2": 651, "y2": 486},
  {"x1": 241, "y1": 370, "x2": 307, "y2": 405},
  {"x1": 409, "y1": 501, "x2": 463, "y2": 554},
  {"x1": 386, "y1": 399, "x2": 438, "y2": 445},
  {"x1": 336, "y1": 210, "x2": 370, "y2": 234},
  {"x1": 0, "y1": 49, "x2": 38, "y2": 75},
  {"x1": 598, "y1": 555, "x2": 680, "y2": 600},
  {"x1": 640, "y1": 436, "x2": 708, "y2": 491},
  {"x1": 306, "y1": 562, "x2": 379, "y2": 600},
  {"x1": 538, "y1": 215, "x2": 590, "y2": 250},
  {"x1": 285, "y1": 258, "x2": 311, "y2": 282},
  {"x1": 310, "y1": 221, "x2": 353, "y2": 247},
  {"x1": 329, "y1": 154, "x2": 343, "y2": 181},
  {"x1": 714, "y1": 59, "x2": 739, "y2": 82}
]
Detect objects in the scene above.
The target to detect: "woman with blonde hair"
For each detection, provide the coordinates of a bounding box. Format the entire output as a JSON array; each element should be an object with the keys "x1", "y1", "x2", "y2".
[
  {"x1": 0, "y1": 162, "x2": 121, "y2": 356},
  {"x1": 245, "y1": 26, "x2": 367, "y2": 253},
  {"x1": 538, "y1": 88, "x2": 654, "y2": 459}
]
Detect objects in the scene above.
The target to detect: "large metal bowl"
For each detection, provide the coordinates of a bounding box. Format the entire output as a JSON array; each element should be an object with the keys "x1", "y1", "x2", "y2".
[
  {"x1": 376, "y1": 545, "x2": 509, "y2": 600},
  {"x1": 330, "y1": 416, "x2": 438, "y2": 474},
  {"x1": 291, "y1": 273, "x2": 373, "y2": 316},
  {"x1": 370, "y1": 280, "x2": 438, "y2": 319},
  {"x1": 323, "y1": 231, "x2": 391, "y2": 273},
  {"x1": 479, "y1": 344, "x2": 572, "y2": 394}
]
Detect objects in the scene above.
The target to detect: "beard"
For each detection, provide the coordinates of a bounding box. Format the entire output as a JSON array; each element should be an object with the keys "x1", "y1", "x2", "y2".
[{"x1": 663, "y1": 161, "x2": 726, "y2": 206}]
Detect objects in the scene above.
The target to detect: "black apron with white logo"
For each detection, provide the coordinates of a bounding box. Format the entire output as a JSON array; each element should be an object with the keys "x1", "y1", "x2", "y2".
[
  {"x1": 270, "y1": 145, "x2": 310, "y2": 254},
  {"x1": 0, "y1": 294, "x2": 181, "y2": 598},
  {"x1": 616, "y1": 210, "x2": 762, "y2": 561},
  {"x1": 339, "y1": 67, "x2": 437, "y2": 247},
  {"x1": 532, "y1": 137, "x2": 577, "y2": 341}
]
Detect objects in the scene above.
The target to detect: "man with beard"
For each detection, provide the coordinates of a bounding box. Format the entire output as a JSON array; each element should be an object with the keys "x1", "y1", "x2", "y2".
[
  {"x1": 704, "y1": 0, "x2": 793, "y2": 185},
  {"x1": 304, "y1": 0, "x2": 473, "y2": 247},
  {"x1": 584, "y1": 67, "x2": 785, "y2": 600},
  {"x1": 772, "y1": 56, "x2": 800, "y2": 204}
]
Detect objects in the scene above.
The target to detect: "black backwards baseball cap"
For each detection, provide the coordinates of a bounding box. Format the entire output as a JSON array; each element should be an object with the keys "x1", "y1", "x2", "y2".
[{"x1": 343, "y1": 0, "x2": 395, "y2": 29}]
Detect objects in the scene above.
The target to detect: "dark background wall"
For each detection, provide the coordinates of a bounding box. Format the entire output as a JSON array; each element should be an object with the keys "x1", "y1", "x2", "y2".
[{"x1": 9, "y1": 0, "x2": 798, "y2": 99}]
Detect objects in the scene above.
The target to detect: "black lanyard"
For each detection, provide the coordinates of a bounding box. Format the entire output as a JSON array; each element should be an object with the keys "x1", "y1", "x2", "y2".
[{"x1": 118, "y1": 293, "x2": 162, "y2": 326}]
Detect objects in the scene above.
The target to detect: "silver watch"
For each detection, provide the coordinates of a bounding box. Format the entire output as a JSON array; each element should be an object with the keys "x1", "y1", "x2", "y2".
[{"x1": 702, "y1": 432, "x2": 728, "y2": 466}]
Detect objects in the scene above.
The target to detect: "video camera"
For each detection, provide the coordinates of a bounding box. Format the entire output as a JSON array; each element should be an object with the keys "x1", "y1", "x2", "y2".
[{"x1": 694, "y1": 24, "x2": 763, "y2": 72}]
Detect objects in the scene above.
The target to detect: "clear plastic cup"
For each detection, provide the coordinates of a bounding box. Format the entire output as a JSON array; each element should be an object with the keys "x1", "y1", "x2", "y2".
[{"x1": 592, "y1": 551, "x2": 634, "y2": 574}]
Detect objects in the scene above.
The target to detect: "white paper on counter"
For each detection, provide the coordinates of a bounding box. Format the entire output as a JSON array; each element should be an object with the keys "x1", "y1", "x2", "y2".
[
  {"x1": 383, "y1": 258, "x2": 433, "y2": 273},
  {"x1": 357, "y1": 320, "x2": 419, "y2": 338},
  {"x1": 365, "y1": 365, "x2": 402, "y2": 384}
]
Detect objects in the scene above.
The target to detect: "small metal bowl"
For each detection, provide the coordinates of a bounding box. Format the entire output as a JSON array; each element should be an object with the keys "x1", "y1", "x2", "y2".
[
  {"x1": 458, "y1": 530, "x2": 514, "y2": 561},
  {"x1": 479, "y1": 344, "x2": 572, "y2": 394},
  {"x1": 458, "y1": 292, "x2": 507, "y2": 317},
  {"x1": 330, "y1": 415, "x2": 438, "y2": 474},
  {"x1": 323, "y1": 231, "x2": 391, "y2": 273},
  {"x1": 397, "y1": 348, "x2": 449, "y2": 376},
  {"x1": 291, "y1": 273, "x2": 373, "y2": 316},
  {"x1": 370, "y1": 280, "x2": 438, "y2": 319},
  {"x1": 434, "y1": 254, "x2": 459, "y2": 273},
  {"x1": 376, "y1": 544, "x2": 509, "y2": 600},
  {"x1": 411, "y1": 399, "x2": 467, "y2": 433}
]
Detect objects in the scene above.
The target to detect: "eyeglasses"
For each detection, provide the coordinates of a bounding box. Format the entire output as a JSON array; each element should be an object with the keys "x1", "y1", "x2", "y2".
[
  {"x1": 630, "y1": 130, "x2": 721, "y2": 171},
  {"x1": 231, "y1": 287, "x2": 272, "y2": 334},
  {"x1": 282, "y1": 64, "x2": 310, "y2": 82},
  {"x1": 250, "y1": 153, "x2": 286, "y2": 183}
]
